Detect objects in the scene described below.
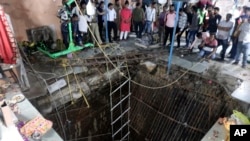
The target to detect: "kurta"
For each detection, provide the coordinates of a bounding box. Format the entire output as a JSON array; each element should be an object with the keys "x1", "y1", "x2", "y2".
[{"x1": 120, "y1": 8, "x2": 132, "y2": 32}]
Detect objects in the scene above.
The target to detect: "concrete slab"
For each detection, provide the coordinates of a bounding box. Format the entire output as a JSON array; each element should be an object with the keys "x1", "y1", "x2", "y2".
[
  {"x1": 232, "y1": 81, "x2": 250, "y2": 104},
  {"x1": 159, "y1": 55, "x2": 209, "y2": 73}
]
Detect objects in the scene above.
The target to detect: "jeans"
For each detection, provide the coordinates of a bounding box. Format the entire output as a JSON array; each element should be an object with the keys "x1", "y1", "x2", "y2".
[
  {"x1": 176, "y1": 27, "x2": 187, "y2": 47},
  {"x1": 163, "y1": 26, "x2": 174, "y2": 46},
  {"x1": 74, "y1": 33, "x2": 82, "y2": 45},
  {"x1": 185, "y1": 29, "x2": 189, "y2": 47},
  {"x1": 98, "y1": 21, "x2": 104, "y2": 41},
  {"x1": 134, "y1": 21, "x2": 143, "y2": 38},
  {"x1": 108, "y1": 21, "x2": 118, "y2": 42},
  {"x1": 158, "y1": 25, "x2": 165, "y2": 43},
  {"x1": 187, "y1": 30, "x2": 198, "y2": 47},
  {"x1": 217, "y1": 39, "x2": 229, "y2": 60},
  {"x1": 235, "y1": 42, "x2": 250, "y2": 66},
  {"x1": 199, "y1": 50, "x2": 216, "y2": 59},
  {"x1": 229, "y1": 38, "x2": 238, "y2": 59},
  {"x1": 62, "y1": 32, "x2": 69, "y2": 48},
  {"x1": 144, "y1": 21, "x2": 153, "y2": 34}
]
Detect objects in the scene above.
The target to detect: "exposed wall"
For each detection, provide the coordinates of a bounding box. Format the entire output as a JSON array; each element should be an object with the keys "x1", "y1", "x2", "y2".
[
  {"x1": 1, "y1": 0, "x2": 138, "y2": 41},
  {"x1": 1, "y1": 0, "x2": 62, "y2": 41}
]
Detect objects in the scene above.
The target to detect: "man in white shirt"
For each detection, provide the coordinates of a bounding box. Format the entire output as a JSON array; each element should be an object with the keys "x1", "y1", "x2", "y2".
[
  {"x1": 217, "y1": 13, "x2": 234, "y2": 61},
  {"x1": 233, "y1": 17, "x2": 250, "y2": 68},
  {"x1": 88, "y1": 1, "x2": 103, "y2": 45},
  {"x1": 144, "y1": 2, "x2": 156, "y2": 34},
  {"x1": 107, "y1": 3, "x2": 118, "y2": 43},
  {"x1": 71, "y1": 0, "x2": 81, "y2": 16}
]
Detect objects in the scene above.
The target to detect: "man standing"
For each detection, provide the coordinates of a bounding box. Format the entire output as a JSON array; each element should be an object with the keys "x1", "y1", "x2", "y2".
[
  {"x1": 132, "y1": 2, "x2": 144, "y2": 38},
  {"x1": 207, "y1": 7, "x2": 221, "y2": 34},
  {"x1": 114, "y1": 0, "x2": 121, "y2": 35},
  {"x1": 187, "y1": 6, "x2": 199, "y2": 48},
  {"x1": 88, "y1": 1, "x2": 103, "y2": 45},
  {"x1": 233, "y1": 17, "x2": 250, "y2": 68},
  {"x1": 144, "y1": 2, "x2": 156, "y2": 34},
  {"x1": 119, "y1": 1, "x2": 132, "y2": 40},
  {"x1": 163, "y1": 4, "x2": 176, "y2": 47},
  {"x1": 176, "y1": 8, "x2": 187, "y2": 48},
  {"x1": 97, "y1": 1, "x2": 105, "y2": 41},
  {"x1": 61, "y1": 17, "x2": 69, "y2": 48},
  {"x1": 158, "y1": 6, "x2": 167, "y2": 45},
  {"x1": 216, "y1": 13, "x2": 233, "y2": 61},
  {"x1": 107, "y1": 3, "x2": 118, "y2": 43},
  {"x1": 214, "y1": 7, "x2": 222, "y2": 24},
  {"x1": 228, "y1": 7, "x2": 247, "y2": 59}
]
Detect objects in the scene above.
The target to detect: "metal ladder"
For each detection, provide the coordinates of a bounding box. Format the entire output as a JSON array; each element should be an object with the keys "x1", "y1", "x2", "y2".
[{"x1": 110, "y1": 78, "x2": 131, "y2": 141}]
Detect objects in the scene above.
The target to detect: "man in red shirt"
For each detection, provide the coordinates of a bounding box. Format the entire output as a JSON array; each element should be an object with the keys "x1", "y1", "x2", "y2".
[{"x1": 198, "y1": 33, "x2": 218, "y2": 60}]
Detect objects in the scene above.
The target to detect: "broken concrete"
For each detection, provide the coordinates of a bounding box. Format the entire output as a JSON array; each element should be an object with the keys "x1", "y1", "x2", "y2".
[
  {"x1": 139, "y1": 61, "x2": 157, "y2": 73},
  {"x1": 37, "y1": 64, "x2": 124, "y2": 111}
]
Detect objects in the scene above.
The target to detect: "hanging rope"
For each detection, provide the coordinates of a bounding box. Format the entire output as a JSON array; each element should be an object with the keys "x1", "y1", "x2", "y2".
[
  {"x1": 63, "y1": 63, "x2": 75, "y2": 104},
  {"x1": 72, "y1": 0, "x2": 206, "y2": 90}
]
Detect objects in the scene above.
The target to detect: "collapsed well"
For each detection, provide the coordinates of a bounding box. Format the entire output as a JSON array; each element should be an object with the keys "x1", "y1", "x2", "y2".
[{"x1": 44, "y1": 64, "x2": 243, "y2": 141}]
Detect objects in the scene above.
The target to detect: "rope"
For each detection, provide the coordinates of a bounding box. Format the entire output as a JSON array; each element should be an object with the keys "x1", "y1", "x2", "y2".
[
  {"x1": 63, "y1": 64, "x2": 74, "y2": 104},
  {"x1": 65, "y1": 133, "x2": 112, "y2": 141},
  {"x1": 73, "y1": 0, "x2": 206, "y2": 90},
  {"x1": 68, "y1": 62, "x2": 90, "y2": 108}
]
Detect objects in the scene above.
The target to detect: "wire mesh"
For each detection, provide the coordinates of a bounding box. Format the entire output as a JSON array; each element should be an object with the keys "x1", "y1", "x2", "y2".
[{"x1": 130, "y1": 68, "x2": 243, "y2": 141}]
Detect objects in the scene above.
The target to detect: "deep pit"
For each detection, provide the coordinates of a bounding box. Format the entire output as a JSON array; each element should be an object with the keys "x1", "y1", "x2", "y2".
[{"x1": 42, "y1": 64, "x2": 243, "y2": 141}]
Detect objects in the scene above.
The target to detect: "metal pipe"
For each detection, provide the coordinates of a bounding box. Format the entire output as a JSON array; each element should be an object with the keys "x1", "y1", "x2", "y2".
[
  {"x1": 104, "y1": 0, "x2": 109, "y2": 43},
  {"x1": 167, "y1": 1, "x2": 182, "y2": 75}
]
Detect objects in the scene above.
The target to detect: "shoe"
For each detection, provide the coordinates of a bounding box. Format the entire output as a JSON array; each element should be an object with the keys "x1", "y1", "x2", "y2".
[
  {"x1": 216, "y1": 58, "x2": 224, "y2": 62},
  {"x1": 232, "y1": 61, "x2": 239, "y2": 65},
  {"x1": 242, "y1": 65, "x2": 246, "y2": 69}
]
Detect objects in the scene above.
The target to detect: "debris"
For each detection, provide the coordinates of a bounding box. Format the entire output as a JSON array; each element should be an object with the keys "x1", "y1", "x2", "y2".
[
  {"x1": 242, "y1": 73, "x2": 247, "y2": 76},
  {"x1": 140, "y1": 61, "x2": 157, "y2": 73},
  {"x1": 47, "y1": 79, "x2": 67, "y2": 94},
  {"x1": 73, "y1": 66, "x2": 88, "y2": 74}
]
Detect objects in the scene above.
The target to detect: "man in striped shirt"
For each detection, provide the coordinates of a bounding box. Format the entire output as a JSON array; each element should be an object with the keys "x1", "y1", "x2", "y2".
[{"x1": 176, "y1": 8, "x2": 187, "y2": 48}]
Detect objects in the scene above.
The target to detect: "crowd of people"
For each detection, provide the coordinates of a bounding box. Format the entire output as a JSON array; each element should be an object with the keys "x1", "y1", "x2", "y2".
[{"x1": 58, "y1": 0, "x2": 250, "y2": 68}]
